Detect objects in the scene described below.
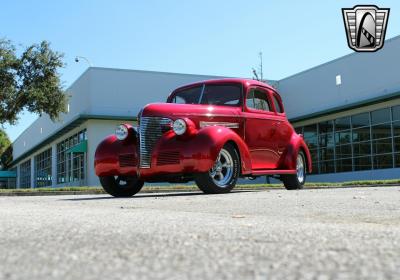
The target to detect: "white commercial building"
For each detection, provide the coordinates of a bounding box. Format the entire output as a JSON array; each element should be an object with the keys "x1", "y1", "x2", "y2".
[
  {"x1": 8, "y1": 69, "x2": 225, "y2": 188},
  {"x1": 6, "y1": 35, "x2": 400, "y2": 188}
]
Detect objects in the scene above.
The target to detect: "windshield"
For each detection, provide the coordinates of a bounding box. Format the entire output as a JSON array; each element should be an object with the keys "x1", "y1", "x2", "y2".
[{"x1": 170, "y1": 83, "x2": 242, "y2": 107}]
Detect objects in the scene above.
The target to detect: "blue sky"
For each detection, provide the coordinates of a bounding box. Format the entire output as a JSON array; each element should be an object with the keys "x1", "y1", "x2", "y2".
[{"x1": 2, "y1": 0, "x2": 399, "y2": 141}]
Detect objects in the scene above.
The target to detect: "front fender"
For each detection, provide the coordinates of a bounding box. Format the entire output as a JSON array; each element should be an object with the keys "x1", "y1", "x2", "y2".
[
  {"x1": 278, "y1": 133, "x2": 312, "y2": 173},
  {"x1": 194, "y1": 126, "x2": 252, "y2": 175},
  {"x1": 94, "y1": 135, "x2": 139, "y2": 177}
]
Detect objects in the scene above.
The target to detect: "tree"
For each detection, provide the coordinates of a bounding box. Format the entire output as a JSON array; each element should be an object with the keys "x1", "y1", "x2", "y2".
[
  {"x1": 0, "y1": 39, "x2": 67, "y2": 125},
  {"x1": 0, "y1": 129, "x2": 11, "y2": 169}
]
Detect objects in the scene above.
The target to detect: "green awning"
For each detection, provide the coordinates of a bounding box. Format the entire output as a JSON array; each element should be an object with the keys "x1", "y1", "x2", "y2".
[
  {"x1": 0, "y1": 171, "x2": 17, "y2": 178},
  {"x1": 67, "y1": 140, "x2": 87, "y2": 153}
]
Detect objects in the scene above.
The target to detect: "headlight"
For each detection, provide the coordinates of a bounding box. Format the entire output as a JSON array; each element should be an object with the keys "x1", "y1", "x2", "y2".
[
  {"x1": 115, "y1": 124, "x2": 129, "y2": 140},
  {"x1": 173, "y1": 119, "x2": 187, "y2": 135}
]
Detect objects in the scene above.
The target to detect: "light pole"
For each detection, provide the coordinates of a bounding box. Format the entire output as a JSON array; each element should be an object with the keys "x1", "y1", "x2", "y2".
[
  {"x1": 259, "y1": 52, "x2": 263, "y2": 81},
  {"x1": 75, "y1": 56, "x2": 92, "y2": 67}
]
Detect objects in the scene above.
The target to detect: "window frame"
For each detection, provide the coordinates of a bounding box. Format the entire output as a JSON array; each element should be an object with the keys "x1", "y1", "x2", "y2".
[
  {"x1": 271, "y1": 91, "x2": 285, "y2": 114},
  {"x1": 168, "y1": 83, "x2": 243, "y2": 107},
  {"x1": 244, "y1": 86, "x2": 274, "y2": 114},
  {"x1": 35, "y1": 148, "x2": 52, "y2": 188}
]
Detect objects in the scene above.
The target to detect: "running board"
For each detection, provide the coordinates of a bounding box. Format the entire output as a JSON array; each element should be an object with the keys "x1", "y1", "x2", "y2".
[{"x1": 251, "y1": 169, "x2": 296, "y2": 176}]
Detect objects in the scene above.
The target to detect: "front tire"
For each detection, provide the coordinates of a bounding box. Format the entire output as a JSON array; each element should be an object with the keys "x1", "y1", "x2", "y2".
[
  {"x1": 194, "y1": 143, "x2": 240, "y2": 194},
  {"x1": 282, "y1": 151, "x2": 306, "y2": 190},
  {"x1": 100, "y1": 176, "x2": 144, "y2": 197}
]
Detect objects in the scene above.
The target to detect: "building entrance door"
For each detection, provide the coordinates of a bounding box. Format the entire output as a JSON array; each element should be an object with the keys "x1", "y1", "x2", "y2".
[{"x1": 68, "y1": 152, "x2": 86, "y2": 186}]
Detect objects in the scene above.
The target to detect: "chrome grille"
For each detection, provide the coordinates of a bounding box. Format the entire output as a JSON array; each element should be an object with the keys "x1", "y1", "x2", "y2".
[{"x1": 139, "y1": 117, "x2": 172, "y2": 168}]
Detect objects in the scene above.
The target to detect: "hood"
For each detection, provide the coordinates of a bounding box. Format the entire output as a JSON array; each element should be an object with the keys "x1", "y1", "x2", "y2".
[{"x1": 141, "y1": 103, "x2": 242, "y2": 119}]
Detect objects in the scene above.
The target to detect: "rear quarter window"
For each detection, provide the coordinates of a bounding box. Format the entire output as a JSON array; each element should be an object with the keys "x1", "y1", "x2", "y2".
[{"x1": 272, "y1": 94, "x2": 284, "y2": 113}]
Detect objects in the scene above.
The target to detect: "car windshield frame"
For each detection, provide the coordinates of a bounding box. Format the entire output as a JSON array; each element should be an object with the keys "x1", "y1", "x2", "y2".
[{"x1": 168, "y1": 83, "x2": 243, "y2": 107}]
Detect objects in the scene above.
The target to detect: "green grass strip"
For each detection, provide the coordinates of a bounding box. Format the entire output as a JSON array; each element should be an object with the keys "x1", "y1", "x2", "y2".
[{"x1": 0, "y1": 178, "x2": 399, "y2": 193}]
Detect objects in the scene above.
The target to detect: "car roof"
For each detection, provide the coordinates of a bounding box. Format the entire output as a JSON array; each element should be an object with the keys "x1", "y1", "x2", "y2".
[{"x1": 173, "y1": 78, "x2": 276, "y2": 92}]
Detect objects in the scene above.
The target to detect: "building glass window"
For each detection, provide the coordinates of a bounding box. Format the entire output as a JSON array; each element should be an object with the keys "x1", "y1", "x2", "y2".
[
  {"x1": 372, "y1": 138, "x2": 393, "y2": 155},
  {"x1": 354, "y1": 156, "x2": 371, "y2": 171},
  {"x1": 336, "y1": 144, "x2": 352, "y2": 158},
  {"x1": 353, "y1": 142, "x2": 371, "y2": 157},
  {"x1": 319, "y1": 161, "x2": 335, "y2": 173},
  {"x1": 57, "y1": 129, "x2": 86, "y2": 184},
  {"x1": 369, "y1": 108, "x2": 394, "y2": 170},
  {"x1": 318, "y1": 133, "x2": 334, "y2": 148},
  {"x1": 391, "y1": 105, "x2": 400, "y2": 121},
  {"x1": 3, "y1": 167, "x2": 17, "y2": 189},
  {"x1": 19, "y1": 160, "x2": 31, "y2": 188},
  {"x1": 371, "y1": 108, "x2": 391, "y2": 125},
  {"x1": 393, "y1": 120, "x2": 400, "y2": 137},
  {"x1": 350, "y1": 113, "x2": 372, "y2": 171},
  {"x1": 318, "y1": 121, "x2": 333, "y2": 134},
  {"x1": 373, "y1": 154, "x2": 393, "y2": 169},
  {"x1": 395, "y1": 153, "x2": 400, "y2": 167},
  {"x1": 335, "y1": 117, "x2": 351, "y2": 131},
  {"x1": 295, "y1": 127, "x2": 303, "y2": 135},
  {"x1": 294, "y1": 104, "x2": 400, "y2": 174},
  {"x1": 318, "y1": 121, "x2": 334, "y2": 173},
  {"x1": 352, "y1": 127, "x2": 370, "y2": 142},
  {"x1": 394, "y1": 138, "x2": 400, "y2": 154},
  {"x1": 335, "y1": 130, "x2": 351, "y2": 145},
  {"x1": 371, "y1": 123, "x2": 392, "y2": 140},
  {"x1": 336, "y1": 158, "x2": 352, "y2": 173},
  {"x1": 351, "y1": 112, "x2": 370, "y2": 128},
  {"x1": 35, "y1": 148, "x2": 52, "y2": 187},
  {"x1": 303, "y1": 124, "x2": 317, "y2": 149}
]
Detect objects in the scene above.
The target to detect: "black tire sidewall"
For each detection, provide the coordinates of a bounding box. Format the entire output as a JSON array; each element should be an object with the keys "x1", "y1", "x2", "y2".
[
  {"x1": 100, "y1": 176, "x2": 144, "y2": 197},
  {"x1": 283, "y1": 151, "x2": 306, "y2": 190}
]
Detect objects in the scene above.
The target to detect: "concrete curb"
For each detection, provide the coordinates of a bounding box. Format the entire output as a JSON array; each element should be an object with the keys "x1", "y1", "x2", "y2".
[{"x1": 0, "y1": 184, "x2": 399, "y2": 196}]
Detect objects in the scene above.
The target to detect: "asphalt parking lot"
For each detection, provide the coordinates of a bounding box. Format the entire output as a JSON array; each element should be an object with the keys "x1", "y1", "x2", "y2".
[{"x1": 1, "y1": 187, "x2": 399, "y2": 280}]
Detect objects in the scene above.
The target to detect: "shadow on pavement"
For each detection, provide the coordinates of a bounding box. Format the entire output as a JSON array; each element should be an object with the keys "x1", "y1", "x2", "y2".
[{"x1": 60, "y1": 190, "x2": 253, "y2": 201}]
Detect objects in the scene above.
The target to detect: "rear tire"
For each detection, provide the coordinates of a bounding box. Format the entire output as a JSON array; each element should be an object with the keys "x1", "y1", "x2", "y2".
[
  {"x1": 194, "y1": 143, "x2": 240, "y2": 194},
  {"x1": 282, "y1": 151, "x2": 306, "y2": 190},
  {"x1": 100, "y1": 176, "x2": 144, "y2": 197}
]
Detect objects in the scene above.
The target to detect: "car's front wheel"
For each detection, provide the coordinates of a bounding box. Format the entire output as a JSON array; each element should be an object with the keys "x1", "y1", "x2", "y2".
[
  {"x1": 282, "y1": 151, "x2": 306, "y2": 190},
  {"x1": 100, "y1": 176, "x2": 144, "y2": 197},
  {"x1": 194, "y1": 143, "x2": 240, "y2": 194}
]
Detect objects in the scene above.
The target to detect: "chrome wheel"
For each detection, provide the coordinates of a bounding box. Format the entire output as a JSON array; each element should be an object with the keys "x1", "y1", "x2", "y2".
[
  {"x1": 296, "y1": 154, "x2": 305, "y2": 184},
  {"x1": 209, "y1": 148, "x2": 234, "y2": 187}
]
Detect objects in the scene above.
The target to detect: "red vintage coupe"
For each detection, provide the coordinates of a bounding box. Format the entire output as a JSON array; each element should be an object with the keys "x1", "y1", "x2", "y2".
[{"x1": 95, "y1": 79, "x2": 312, "y2": 197}]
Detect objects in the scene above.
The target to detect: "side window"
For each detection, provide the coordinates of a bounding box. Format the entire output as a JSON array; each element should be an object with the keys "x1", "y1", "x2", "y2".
[
  {"x1": 246, "y1": 89, "x2": 271, "y2": 112},
  {"x1": 272, "y1": 94, "x2": 283, "y2": 113},
  {"x1": 246, "y1": 90, "x2": 255, "y2": 108},
  {"x1": 173, "y1": 96, "x2": 186, "y2": 104}
]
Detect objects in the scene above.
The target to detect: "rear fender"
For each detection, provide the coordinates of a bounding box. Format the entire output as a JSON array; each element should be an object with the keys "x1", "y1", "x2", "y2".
[{"x1": 278, "y1": 133, "x2": 312, "y2": 173}]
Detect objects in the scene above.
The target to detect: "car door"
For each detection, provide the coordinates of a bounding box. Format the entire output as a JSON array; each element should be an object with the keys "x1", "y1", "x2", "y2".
[
  {"x1": 270, "y1": 90, "x2": 292, "y2": 164},
  {"x1": 243, "y1": 87, "x2": 280, "y2": 169}
]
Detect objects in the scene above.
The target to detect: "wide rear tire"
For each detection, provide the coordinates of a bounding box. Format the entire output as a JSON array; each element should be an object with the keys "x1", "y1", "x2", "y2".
[
  {"x1": 100, "y1": 176, "x2": 144, "y2": 197},
  {"x1": 282, "y1": 151, "x2": 306, "y2": 190},
  {"x1": 194, "y1": 143, "x2": 240, "y2": 194}
]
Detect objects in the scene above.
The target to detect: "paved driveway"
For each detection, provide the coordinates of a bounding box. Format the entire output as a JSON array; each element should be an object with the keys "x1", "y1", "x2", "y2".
[{"x1": 1, "y1": 187, "x2": 399, "y2": 280}]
